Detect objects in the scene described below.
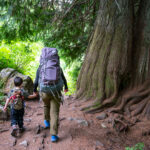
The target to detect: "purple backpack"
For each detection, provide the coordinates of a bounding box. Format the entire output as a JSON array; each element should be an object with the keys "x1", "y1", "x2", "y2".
[{"x1": 39, "y1": 48, "x2": 63, "y2": 93}]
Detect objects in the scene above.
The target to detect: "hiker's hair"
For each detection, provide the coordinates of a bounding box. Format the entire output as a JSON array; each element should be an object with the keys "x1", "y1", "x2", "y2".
[{"x1": 14, "y1": 77, "x2": 23, "y2": 86}]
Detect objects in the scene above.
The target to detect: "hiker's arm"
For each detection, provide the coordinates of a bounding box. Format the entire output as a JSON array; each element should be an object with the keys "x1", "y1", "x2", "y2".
[
  {"x1": 33, "y1": 67, "x2": 40, "y2": 92},
  {"x1": 3, "y1": 98, "x2": 11, "y2": 111},
  {"x1": 22, "y1": 89, "x2": 37, "y2": 100},
  {"x1": 61, "y1": 70, "x2": 68, "y2": 92},
  {"x1": 28, "y1": 93, "x2": 37, "y2": 99}
]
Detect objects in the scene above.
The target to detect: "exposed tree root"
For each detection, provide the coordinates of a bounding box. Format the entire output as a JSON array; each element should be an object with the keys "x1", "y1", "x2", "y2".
[
  {"x1": 113, "y1": 118, "x2": 128, "y2": 133},
  {"x1": 79, "y1": 80, "x2": 150, "y2": 132},
  {"x1": 80, "y1": 98, "x2": 103, "y2": 112},
  {"x1": 81, "y1": 101, "x2": 101, "y2": 112},
  {"x1": 109, "y1": 87, "x2": 150, "y2": 117},
  {"x1": 84, "y1": 95, "x2": 118, "y2": 114}
]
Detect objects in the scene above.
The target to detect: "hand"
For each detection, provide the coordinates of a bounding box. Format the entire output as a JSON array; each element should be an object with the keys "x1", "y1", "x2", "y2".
[
  {"x1": 64, "y1": 89, "x2": 68, "y2": 93},
  {"x1": 34, "y1": 92, "x2": 39, "y2": 97}
]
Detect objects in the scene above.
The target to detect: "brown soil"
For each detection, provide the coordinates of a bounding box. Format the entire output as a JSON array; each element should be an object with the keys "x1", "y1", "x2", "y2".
[{"x1": 0, "y1": 96, "x2": 150, "y2": 150}]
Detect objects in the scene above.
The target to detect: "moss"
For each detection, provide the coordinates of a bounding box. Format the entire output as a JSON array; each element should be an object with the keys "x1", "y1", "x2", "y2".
[
  {"x1": 83, "y1": 101, "x2": 101, "y2": 111},
  {"x1": 105, "y1": 74, "x2": 114, "y2": 97}
]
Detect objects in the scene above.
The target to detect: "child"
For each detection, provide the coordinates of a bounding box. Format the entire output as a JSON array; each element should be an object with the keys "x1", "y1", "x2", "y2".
[{"x1": 3, "y1": 76, "x2": 36, "y2": 136}]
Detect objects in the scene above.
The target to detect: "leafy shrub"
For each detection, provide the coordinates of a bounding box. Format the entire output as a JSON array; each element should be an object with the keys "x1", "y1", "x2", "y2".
[
  {"x1": 0, "y1": 40, "x2": 43, "y2": 79},
  {"x1": 125, "y1": 143, "x2": 144, "y2": 150},
  {"x1": 61, "y1": 59, "x2": 81, "y2": 95}
]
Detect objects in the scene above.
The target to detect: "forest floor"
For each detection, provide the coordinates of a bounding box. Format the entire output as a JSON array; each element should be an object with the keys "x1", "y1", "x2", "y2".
[{"x1": 0, "y1": 96, "x2": 150, "y2": 150}]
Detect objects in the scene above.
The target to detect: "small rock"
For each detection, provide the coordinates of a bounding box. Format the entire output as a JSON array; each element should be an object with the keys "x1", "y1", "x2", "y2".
[
  {"x1": 96, "y1": 141, "x2": 104, "y2": 147},
  {"x1": 96, "y1": 113, "x2": 108, "y2": 120},
  {"x1": 68, "y1": 117, "x2": 74, "y2": 121},
  {"x1": 33, "y1": 135, "x2": 40, "y2": 138},
  {"x1": 33, "y1": 139, "x2": 36, "y2": 143},
  {"x1": 24, "y1": 118, "x2": 32, "y2": 122},
  {"x1": 77, "y1": 119, "x2": 88, "y2": 127},
  {"x1": 101, "y1": 123, "x2": 107, "y2": 128},
  {"x1": 19, "y1": 140, "x2": 28, "y2": 147}
]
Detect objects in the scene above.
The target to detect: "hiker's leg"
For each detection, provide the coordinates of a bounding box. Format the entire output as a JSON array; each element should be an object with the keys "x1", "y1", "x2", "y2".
[
  {"x1": 41, "y1": 92, "x2": 50, "y2": 121},
  {"x1": 11, "y1": 108, "x2": 18, "y2": 127},
  {"x1": 50, "y1": 95, "x2": 61, "y2": 135},
  {"x1": 18, "y1": 108, "x2": 24, "y2": 128}
]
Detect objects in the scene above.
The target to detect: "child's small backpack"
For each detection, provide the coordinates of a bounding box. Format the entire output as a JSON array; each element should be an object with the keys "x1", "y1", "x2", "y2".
[
  {"x1": 10, "y1": 88, "x2": 24, "y2": 110},
  {"x1": 39, "y1": 47, "x2": 63, "y2": 94}
]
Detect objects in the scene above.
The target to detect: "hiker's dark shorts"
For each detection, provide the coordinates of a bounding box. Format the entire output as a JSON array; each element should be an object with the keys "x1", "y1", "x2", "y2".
[{"x1": 11, "y1": 107, "x2": 24, "y2": 128}]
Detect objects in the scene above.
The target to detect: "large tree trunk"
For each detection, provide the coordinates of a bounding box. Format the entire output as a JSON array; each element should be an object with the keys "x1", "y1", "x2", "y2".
[{"x1": 76, "y1": 0, "x2": 150, "y2": 120}]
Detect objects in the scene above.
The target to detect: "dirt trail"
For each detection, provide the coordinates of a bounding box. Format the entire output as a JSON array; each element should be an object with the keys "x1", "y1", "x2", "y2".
[{"x1": 0, "y1": 97, "x2": 150, "y2": 150}]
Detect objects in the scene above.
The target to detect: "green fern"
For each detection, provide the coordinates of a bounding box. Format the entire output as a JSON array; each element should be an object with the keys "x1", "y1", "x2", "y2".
[{"x1": 125, "y1": 143, "x2": 144, "y2": 150}]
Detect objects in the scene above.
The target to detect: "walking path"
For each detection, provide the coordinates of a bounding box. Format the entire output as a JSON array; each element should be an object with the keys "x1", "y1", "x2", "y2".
[{"x1": 0, "y1": 96, "x2": 150, "y2": 150}]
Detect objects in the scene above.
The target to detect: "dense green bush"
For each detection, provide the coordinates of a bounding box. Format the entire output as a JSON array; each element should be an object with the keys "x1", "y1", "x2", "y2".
[
  {"x1": 0, "y1": 40, "x2": 43, "y2": 79},
  {"x1": 0, "y1": 41, "x2": 82, "y2": 95},
  {"x1": 61, "y1": 59, "x2": 82, "y2": 95}
]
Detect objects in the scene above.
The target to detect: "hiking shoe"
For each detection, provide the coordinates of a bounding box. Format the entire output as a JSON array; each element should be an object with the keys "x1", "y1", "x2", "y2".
[
  {"x1": 11, "y1": 128, "x2": 17, "y2": 137},
  {"x1": 51, "y1": 135, "x2": 59, "y2": 142},
  {"x1": 44, "y1": 120, "x2": 50, "y2": 128},
  {"x1": 19, "y1": 127, "x2": 26, "y2": 133}
]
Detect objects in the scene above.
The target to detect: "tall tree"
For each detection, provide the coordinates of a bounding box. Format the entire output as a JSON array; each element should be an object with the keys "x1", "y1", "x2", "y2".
[
  {"x1": 76, "y1": 0, "x2": 150, "y2": 120},
  {"x1": 0, "y1": 0, "x2": 99, "y2": 63}
]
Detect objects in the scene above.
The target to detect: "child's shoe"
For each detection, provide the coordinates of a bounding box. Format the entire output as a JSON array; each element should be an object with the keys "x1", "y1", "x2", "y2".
[
  {"x1": 19, "y1": 127, "x2": 26, "y2": 133},
  {"x1": 44, "y1": 120, "x2": 50, "y2": 128},
  {"x1": 51, "y1": 135, "x2": 59, "y2": 142},
  {"x1": 11, "y1": 125, "x2": 17, "y2": 137}
]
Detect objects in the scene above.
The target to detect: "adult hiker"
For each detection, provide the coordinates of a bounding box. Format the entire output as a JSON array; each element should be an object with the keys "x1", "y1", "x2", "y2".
[{"x1": 33, "y1": 47, "x2": 68, "y2": 142}]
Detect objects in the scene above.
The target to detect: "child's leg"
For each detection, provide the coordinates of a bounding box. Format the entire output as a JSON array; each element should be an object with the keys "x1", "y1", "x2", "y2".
[
  {"x1": 10, "y1": 108, "x2": 17, "y2": 136},
  {"x1": 18, "y1": 108, "x2": 24, "y2": 128},
  {"x1": 11, "y1": 108, "x2": 17, "y2": 127}
]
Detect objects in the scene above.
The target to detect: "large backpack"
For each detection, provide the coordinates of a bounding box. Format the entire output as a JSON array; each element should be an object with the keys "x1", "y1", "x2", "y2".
[
  {"x1": 10, "y1": 88, "x2": 24, "y2": 110},
  {"x1": 39, "y1": 47, "x2": 63, "y2": 93}
]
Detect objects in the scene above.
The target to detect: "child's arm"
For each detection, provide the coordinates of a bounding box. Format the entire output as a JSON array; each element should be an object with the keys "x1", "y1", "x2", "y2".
[{"x1": 3, "y1": 98, "x2": 11, "y2": 111}]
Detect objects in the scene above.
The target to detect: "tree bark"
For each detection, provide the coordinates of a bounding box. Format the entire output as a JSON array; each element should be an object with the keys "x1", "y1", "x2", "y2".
[{"x1": 76, "y1": 0, "x2": 150, "y2": 119}]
